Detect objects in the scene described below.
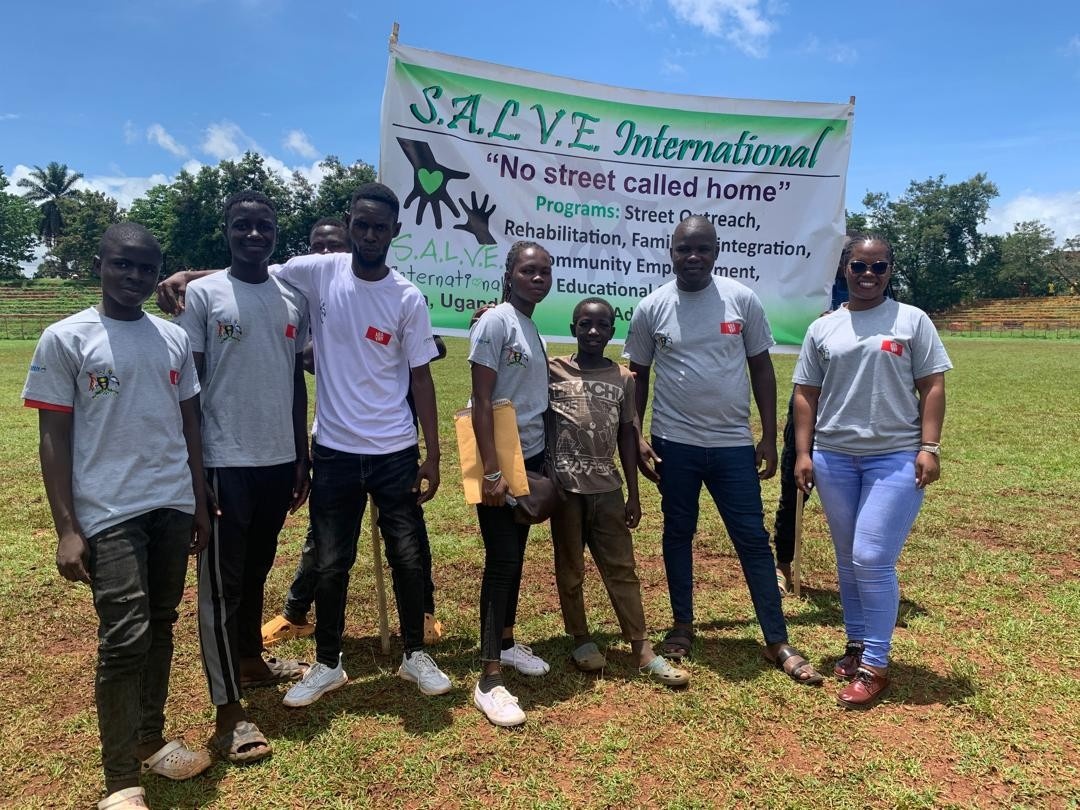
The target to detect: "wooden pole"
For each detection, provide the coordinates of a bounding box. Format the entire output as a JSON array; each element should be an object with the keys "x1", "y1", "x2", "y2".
[
  {"x1": 370, "y1": 496, "x2": 391, "y2": 654},
  {"x1": 793, "y1": 492, "x2": 804, "y2": 599}
]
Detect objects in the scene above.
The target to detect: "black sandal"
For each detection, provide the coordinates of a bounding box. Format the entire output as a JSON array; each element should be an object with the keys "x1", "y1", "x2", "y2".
[
  {"x1": 660, "y1": 627, "x2": 694, "y2": 660},
  {"x1": 768, "y1": 645, "x2": 824, "y2": 686}
]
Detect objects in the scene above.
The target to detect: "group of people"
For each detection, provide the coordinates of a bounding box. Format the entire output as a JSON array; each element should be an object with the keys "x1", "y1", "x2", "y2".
[{"x1": 22, "y1": 179, "x2": 950, "y2": 809}]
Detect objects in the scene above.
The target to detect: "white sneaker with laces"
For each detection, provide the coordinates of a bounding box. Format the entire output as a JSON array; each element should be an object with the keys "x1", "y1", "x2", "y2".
[
  {"x1": 499, "y1": 643, "x2": 550, "y2": 676},
  {"x1": 473, "y1": 682, "x2": 526, "y2": 727},
  {"x1": 398, "y1": 650, "x2": 452, "y2": 695},
  {"x1": 282, "y1": 656, "x2": 347, "y2": 707}
]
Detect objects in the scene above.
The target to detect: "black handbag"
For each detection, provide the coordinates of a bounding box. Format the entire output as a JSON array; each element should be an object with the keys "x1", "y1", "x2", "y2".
[{"x1": 512, "y1": 407, "x2": 564, "y2": 525}]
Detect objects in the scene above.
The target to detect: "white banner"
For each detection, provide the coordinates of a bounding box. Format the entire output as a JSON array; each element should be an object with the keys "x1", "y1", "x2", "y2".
[{"x1": 380, "y1": 43, "x2": 853, "y2": 345}]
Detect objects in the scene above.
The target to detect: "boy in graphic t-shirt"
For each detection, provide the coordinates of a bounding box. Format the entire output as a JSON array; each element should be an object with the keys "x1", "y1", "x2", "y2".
[
  {"x1": 23, "y1": 223, "x2": 211, "y2": 810},
  {"x1": 548, "y1": 298, "x2": 689, "y2": 687},
  {"x1": 175, "y1": 190, "x2": 310, "y2": 764}
]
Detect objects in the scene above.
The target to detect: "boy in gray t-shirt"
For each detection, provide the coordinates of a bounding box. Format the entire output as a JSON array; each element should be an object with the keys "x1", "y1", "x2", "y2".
[{"x1": 23, "y1": 224, "x2": 211, "y2": 806}]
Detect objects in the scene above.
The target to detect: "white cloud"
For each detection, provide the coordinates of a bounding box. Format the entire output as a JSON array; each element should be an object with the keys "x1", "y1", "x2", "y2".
[
  {"x1": 1, "y1": 112, "x2": 21, "y2": 121},
  {"x1": 201, "y1": 120, "x2": 261, "y2": 160},
  {"x1": 283, "y1": 129, "x2": 319, "y2": 159},
  {"x1": 801, "y1": 34, "x2": 857, "y2": 64},
  {"x1": 147, "y1": 123, "x2": 188, "y2": 157},
  {"x1": 123, "y1": 120, "x2": 139, "y2": 145},
  {"x1": 667, "y1": 0, "x2": 779, "y2": 57},
  {"x1": 7, "y1": 163, "x2": 35, "y2": 191},
  {"x1": 80, "y1": 174, "x2": 171, "y2": 209},
  {"x1": 1065, "y1": 34, "x2": 1080, "y2": 56},
  {"x1": 661, "y1": 59, "x2": 686, "y2": 75},
  {"x1": 986, "y1": 190, "x2": 1080, "y2": 243}
]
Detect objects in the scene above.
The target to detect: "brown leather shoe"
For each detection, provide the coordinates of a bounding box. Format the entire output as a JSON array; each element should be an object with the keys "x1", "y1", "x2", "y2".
[
  {"x1": 837, "y1": 667, "x2": 889, "y2": 709},
  {"x1": 833, "y1": 641, "x2": 864, "y2": 680}
]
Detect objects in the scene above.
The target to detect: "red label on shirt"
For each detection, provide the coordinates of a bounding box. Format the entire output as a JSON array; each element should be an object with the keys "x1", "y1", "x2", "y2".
[
  {"x1": 169, "y1": 370, "x2": 180, "y2": 385},
  {"x1": 881, "y1": 340, "x2": 904, "y2": 356},
  {"x1": 285, "y1": 323, "x2": 297, "y2": 339},
  {"x1": 365, "y1": 326, "x2": 392, "y2": 345},
  {"x1": 719, "y1": 322, "x2": 742, "y2": 335}
]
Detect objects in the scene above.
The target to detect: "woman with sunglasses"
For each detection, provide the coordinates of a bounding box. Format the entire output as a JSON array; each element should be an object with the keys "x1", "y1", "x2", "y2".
[{"x1": 791, "y1": 234, "x2": 952, "y2": 709}]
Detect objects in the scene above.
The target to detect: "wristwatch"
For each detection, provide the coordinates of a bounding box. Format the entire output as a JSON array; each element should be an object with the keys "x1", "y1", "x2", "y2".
[{"x1": 918, "y1": 444, "x2": 941, "y2": 457}]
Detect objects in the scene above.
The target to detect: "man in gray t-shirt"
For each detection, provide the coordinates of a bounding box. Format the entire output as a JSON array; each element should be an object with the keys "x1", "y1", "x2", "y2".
[{"x1": 624, "y1": 215, "x2": 823, "y2": 685}]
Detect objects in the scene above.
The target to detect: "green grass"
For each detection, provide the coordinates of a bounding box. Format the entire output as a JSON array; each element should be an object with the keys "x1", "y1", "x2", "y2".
[{"x1": 1, "y1": 338, "x2": 1078, "y2": 808}]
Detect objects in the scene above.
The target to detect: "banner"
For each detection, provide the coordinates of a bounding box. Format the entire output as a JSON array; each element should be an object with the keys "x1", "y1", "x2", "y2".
[{"x1": 380, "y1": 43, "x2": 853, "y2": 345}]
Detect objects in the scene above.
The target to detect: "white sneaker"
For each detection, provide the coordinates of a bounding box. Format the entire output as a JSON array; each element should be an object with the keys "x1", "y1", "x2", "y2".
[
  {"x1": 499, "y1": 643, "x2": 550, "y2": 676},
  {"x1": 473, "y1": 682, "x2": 526, "y2": 727},
  {"x1": 282, "y1": 656, "x2": 347, "y2": 707},
  {"x1": 398, "y1": 650, "x2": 452, "y2": 695}
]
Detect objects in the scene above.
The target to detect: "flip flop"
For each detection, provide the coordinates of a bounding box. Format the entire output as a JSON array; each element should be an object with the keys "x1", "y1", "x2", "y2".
[
  {"x1": 211, "y1": 719, "x2": 272, "y2": 764},
  {"x1": 141, "y1": 739, "x2": 212, "y2": 780},
  {"x1": 659, "y1": 627, "x2": 694, "y2": 660},
  {"x1": 767, "y1": 645, "x2": 824, "y2": 686},
  {"x1": 241, "y1": 656, "x2": 308, "y2": 689},
  {"x1": 261, "y1": 614, "x2": 315, "y2": 647},
  {"x1": 776, "y1": 567, "x2": 791, "y2": 597}
]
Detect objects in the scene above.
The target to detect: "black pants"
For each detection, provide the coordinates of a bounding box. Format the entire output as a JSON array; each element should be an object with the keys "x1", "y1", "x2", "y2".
[
  {"x1": 198, "y1": 463, "x2": 293, "y2": 706},
  {"x1": 476, "y1": 452, "x2": 545, "y2": 662},
  {"x1": 773, "y1": 393, "x2": 811, "y2": 566}
]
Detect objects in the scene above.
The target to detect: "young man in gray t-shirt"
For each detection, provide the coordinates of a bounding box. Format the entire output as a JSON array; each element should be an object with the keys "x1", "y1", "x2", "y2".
[{"x1": 624, "y1": 215, "x2": 823, "y2": 686}]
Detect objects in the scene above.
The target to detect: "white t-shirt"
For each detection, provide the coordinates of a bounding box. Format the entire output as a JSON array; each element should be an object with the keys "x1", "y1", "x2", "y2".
[
  {"x1": 793, "y1": 299, "x2": 953, "y2": 455},
  {"x1": 623, "y1": 276, "x2": 775, "y2": 447},
  {"x1": 176, "y1": 271, "x2": 307, "y2": 467},
  {"x1": 274, "y1": 254, "x2": 438, "y2": 454},
  {"x1": 468, "y1": 302, "x2": 550, "y2": 459},
  {"x1": 21, "y1": 309, "x2": 199, "y2": 538}
]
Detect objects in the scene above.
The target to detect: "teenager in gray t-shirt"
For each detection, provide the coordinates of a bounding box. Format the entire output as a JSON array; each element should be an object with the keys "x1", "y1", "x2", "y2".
[{"x1": 625, "y1": 215, "x2": 823, "y2": 686}]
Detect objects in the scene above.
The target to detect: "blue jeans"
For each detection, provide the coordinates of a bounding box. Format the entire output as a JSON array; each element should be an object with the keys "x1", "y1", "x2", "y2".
[
  {"x1": 309, "y1": 441, "x2": 428, "y2": 666},
  {"x1": 653, "y1": 437, "x2": 788, "y2": 645},
  {"x1": 88, "y1": 508, "x2": 192, "y2": 792},
  {"x1": 812, "y1": 450, "x2": 924, "y2": 668}
]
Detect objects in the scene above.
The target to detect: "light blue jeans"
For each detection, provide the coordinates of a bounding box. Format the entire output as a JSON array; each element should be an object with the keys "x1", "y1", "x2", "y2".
[{"x1": 812, "y1": 450, "x2": 924, "y2": 668}]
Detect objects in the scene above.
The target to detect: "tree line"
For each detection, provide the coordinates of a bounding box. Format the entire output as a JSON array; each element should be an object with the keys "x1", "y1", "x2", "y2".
[{"x1": 1, "y1": 157, "x2": 1077, "y2": 313}]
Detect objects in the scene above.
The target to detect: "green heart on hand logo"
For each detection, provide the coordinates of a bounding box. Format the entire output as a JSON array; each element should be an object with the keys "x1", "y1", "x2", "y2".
[{"x1": 418, "y1": 168, "x2": 444, "y2": 195}]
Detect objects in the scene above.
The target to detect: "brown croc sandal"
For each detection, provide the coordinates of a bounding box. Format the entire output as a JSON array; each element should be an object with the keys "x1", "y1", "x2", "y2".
[
  {"x1": 570, "y1": 642, "x2": 607, "y2": 672},
  {"x1": 767, "y1": 645, "x2": 824, "y2": 686},
  {"x1": 424, "y1": 613, "x2": 443, "y2": 645}
]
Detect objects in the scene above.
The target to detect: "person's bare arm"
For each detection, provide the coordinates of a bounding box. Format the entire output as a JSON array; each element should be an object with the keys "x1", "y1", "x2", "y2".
[
  {"x1": 628, "y1": 360, "x2": 660, "y2": 484},
  {"x1": 914, "y1": 372, "x2": 946, "y2": 489},
  {"x1": 410, "y1": 363, "x2": 441, "y2": 505},
  {"x1": 179, "y1": 396, "x2": 210, "y2": 554},
  {"x1": 792, "y1": 383, "x2": 821, "y2": 493},
  {"x1": 617, "y1": 420, "x2": 641, "y2": 528},
  {"x1": 155, "y1": 269, "x2": 221, "y2": 315},
  {"x1": 290, "y1": 354, "x2": 311, "y2": 512},
  {"x1": 39, "y1": 409, "x2": 90, "y2": 584},
  {"x1": 471, "y1": 363, "x2": 509, "y2": 506},
  {"x1": 747, "y1": 350, "x2": 778, "y2": 479}
]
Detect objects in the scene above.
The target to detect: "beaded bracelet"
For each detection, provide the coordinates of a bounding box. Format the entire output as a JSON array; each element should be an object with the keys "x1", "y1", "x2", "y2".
[{"x1": 483, "y1": 470, "x2": 503, "y2": 481}]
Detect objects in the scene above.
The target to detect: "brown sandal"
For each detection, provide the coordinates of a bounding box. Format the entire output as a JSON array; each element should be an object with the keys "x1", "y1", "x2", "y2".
[{"x1": 767, "y1": 645, "x2": 824, "y2": 686}]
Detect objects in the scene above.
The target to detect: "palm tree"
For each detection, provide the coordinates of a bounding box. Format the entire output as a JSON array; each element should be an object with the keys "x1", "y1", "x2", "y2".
[{"x1": 17, "y1": 162, "x2": 83, "y2": 245}]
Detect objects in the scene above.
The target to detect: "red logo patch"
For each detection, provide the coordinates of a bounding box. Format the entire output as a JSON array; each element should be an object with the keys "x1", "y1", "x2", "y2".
[
  {"x1": 169, "y1": 370, "x2": 180, "y2": 385},
  {"x1": 881, "y1": 340, "x2": 904, "y2": 356},
  {"x1": 719, "y1": 322, "x2": 742, "y2": 335},
  {"x1": 285, "y1": 323, "x2": 297, "y2": 339},
  {"x1": 365, "y1": 326, "x2": 392, "y2": 345}
]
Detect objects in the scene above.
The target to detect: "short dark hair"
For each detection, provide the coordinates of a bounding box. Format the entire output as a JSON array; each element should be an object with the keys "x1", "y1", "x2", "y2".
[
  {"x1": 501, "y1": 240, "x2": 551, "y2": 302},
  {"x1": 309, "y1": 217, "x2": 346, "y2": 235},
  {"x1": 572, "y1": 297, "x2": 616, "y2": 322},
  {"x1": 349, "y1": 182, "x2": 399, "y2": 218},
  {"x1": 99, "y1": 222, "x2": 160, "y2": 254},
  {"x1": 223, "y1": 189, "x2": 277, "y2": 224},
  {"x1": 840, "y1": 232, "x2": 895, "y2": 267}
]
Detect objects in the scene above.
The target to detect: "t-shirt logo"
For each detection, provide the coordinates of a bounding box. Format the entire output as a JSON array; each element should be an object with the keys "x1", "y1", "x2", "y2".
[
  {"x1": 719, "y1": 322, "x2": 742, "y2": 335},
  {"x1": 169, "y1": 369, "x2": 180, "y2": 385},
  {"x1": 319, "y1": 300, "x2": 327, "y2": 323},
  {"x1": 881, "y1": 339, "x2": 904, "y2": 356},
  {"x1": 217, "y1": 320, "x2": 242, "y2": 342},
  {"x1": 653, "y1": 331, "x2": 673, "y2": 352},
  {"x1": 365, "y1": 326, "x2": 392, "y2": 345},
  {"x1": 506, "y1": 347, "x2": 529, "y2": 367},
  {"x1": 285, "y1": 323, "x2": 298, "y2": 339},
  {"x1": 817, "y1": 345, "x2": 831, "y2": 363},
  {"x1": 28, "y1": 363, "x2": 46, "y2": 373},
  {"x1": 88, "y1": 368, "x2": 120, "y2": 398}
]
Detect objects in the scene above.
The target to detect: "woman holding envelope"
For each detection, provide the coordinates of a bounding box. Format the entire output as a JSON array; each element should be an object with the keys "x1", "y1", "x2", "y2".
[{"x1": 467, "y1": 240, "x2": 553, "y2": 727}]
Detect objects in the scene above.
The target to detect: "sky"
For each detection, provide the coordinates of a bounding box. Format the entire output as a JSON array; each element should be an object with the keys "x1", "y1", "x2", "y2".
[{"x1": 3, "y1": 0, "x2": 1080, "y2": 243}]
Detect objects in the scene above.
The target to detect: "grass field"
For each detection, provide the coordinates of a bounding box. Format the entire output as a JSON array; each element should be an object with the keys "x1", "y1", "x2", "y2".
[{"x1": 1, "y1": 337, "x2": 1078, "y2": 809}]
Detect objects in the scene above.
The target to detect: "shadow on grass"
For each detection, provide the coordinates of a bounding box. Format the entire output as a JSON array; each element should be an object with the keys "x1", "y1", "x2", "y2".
[{"x1": 882, "y1": 661, "x2": 976, "y2": 707}]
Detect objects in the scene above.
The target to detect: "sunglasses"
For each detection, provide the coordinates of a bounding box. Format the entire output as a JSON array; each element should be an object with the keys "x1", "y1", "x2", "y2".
[{"x1": 849, "y1": 260, "x2": 890, "y2": 275}]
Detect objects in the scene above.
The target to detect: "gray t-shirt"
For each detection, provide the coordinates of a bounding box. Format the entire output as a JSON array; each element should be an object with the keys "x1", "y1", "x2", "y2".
[
  {"x1": 468, "y1": 302, "x2": 549, "y2": 459},
  {"x1": 793, "y1": 299, "x2": 953, "y2": 455},
  {"x1": 623, "y1": 277, "x2": 775, "y2": 447},
  {"x1": 176, "y1": 271, "x2": 308, "y2": 467},
  {"x1": 21, "y1": 309, "x2": 200, "y2": 538}
]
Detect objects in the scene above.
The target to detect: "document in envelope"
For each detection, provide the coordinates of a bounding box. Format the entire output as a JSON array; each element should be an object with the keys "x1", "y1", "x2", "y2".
[{"x1": 454, "y1": 399, "x2": 530, "y2": 504}]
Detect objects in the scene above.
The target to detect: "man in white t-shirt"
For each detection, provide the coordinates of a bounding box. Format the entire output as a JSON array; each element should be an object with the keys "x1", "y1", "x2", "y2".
[
  {"x1": 624, "y1": 215, "x2": 823, "y2": 686},
  {"x1": 273, "y1": 183, "x2": 452, "y2": 706}
]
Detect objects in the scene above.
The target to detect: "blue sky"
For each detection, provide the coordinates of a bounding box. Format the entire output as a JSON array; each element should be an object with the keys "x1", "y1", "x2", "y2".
[{"x1": 3, "y1": 0, "x2": 1079, "y2": 240}]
